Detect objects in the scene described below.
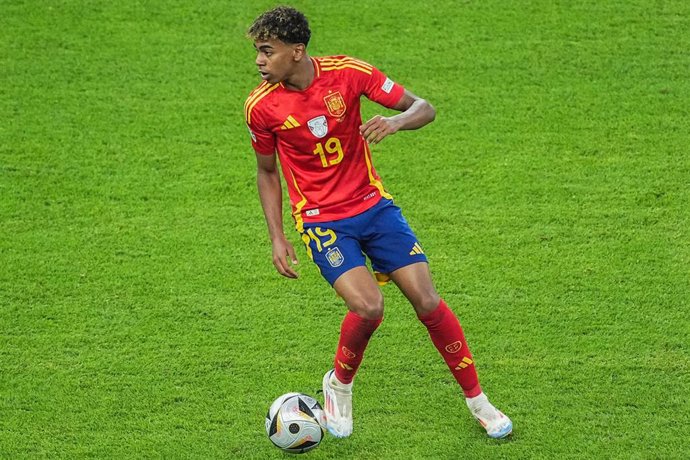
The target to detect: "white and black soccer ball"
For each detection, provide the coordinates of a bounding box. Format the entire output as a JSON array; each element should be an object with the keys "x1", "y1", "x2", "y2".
[{"x1": 265, "y1": 393, "x2": 326, "y2": 453}]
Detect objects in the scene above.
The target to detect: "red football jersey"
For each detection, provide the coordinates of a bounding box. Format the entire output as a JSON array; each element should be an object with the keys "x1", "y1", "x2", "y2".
[{"x1": 244, "y1": 56, "x2": 405, "y2": 231}]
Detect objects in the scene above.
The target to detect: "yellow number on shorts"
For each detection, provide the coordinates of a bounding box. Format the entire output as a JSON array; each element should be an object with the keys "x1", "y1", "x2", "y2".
[{"x1": 305, "y1": 227, "x2": 337, "y2": 252}]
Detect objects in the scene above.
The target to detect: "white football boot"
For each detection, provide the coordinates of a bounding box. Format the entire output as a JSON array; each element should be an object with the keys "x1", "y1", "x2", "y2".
[
  {"x1": 322, "y1": 369, "x2": 353, "y2": 438},
  {"x1": 466, "y1": 392, "x2": 513, "y2": 439}
]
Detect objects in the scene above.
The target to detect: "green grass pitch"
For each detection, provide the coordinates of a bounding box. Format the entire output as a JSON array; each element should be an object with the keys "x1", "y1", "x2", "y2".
[{"x1": 2, "y1": 1, "x2": 689, "y2": 458}]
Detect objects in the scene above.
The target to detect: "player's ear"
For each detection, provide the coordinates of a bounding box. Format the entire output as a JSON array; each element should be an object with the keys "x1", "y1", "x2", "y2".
[{"x1": 292, "y1": 43, "x2": 306, "y2": 61}]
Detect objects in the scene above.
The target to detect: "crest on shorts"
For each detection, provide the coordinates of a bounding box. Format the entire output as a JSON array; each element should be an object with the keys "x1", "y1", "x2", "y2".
[
  {"x1": 324, "y1": 91, "x2": 346, "y2": 118},
  {"x1": 307, "y1": 115, "x2": 328, "y2": 139},
  {"x1": 326, "y1": 247, "x2": 344, "y2": 268}
]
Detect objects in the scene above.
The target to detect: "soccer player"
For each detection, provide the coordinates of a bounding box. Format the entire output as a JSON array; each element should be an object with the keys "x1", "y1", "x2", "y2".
[{"x1": 244, "y1": 6, "x2": 512, "y2": 439}]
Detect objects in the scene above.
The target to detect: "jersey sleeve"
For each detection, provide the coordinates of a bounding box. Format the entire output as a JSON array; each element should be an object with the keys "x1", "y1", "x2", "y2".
[
  {"x1": 244, "y1": 95, "x2": 276, "y2": 155},
  {"x1": 246, "y1": 121, "x2": 275, "y2": 155},
  {"x1": 359, "y1": 63, "x2": 406, "y2": 109}
]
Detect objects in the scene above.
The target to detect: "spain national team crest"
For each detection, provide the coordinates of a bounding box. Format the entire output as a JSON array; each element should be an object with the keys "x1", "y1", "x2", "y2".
[
  {"x1": 307, "y1": 115, "x2": 328, "y2": 139},
  {"x1": 324, "y1": 91, "x2": 346, "y2": 118},
  {"x1": 325, "y1": 247, "x2": 344, "y2": 268}
]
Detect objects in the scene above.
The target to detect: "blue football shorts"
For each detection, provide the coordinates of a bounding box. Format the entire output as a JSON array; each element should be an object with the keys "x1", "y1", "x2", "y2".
[{"x1": 300, "y1": 198, "x2": 428, "y2": 286}]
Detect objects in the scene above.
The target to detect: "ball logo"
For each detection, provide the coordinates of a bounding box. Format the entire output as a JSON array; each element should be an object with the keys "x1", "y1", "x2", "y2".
[{"x1": 445, "y1": 341, "x2": 463, "y2": 353}]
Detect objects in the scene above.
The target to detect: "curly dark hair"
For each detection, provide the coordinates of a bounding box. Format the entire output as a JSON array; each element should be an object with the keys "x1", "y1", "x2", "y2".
[{"x1": 248, "y1": 6, "x2": 311, "y2": 46}]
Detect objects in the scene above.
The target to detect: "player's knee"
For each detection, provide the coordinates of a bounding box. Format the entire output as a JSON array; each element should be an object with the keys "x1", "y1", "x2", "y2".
[
  {"x1": 347, "y1": 292, "x2": 384, "y2": 320},
  {"x1": 412, "y1": 292, "x2": 441, "y2": 317}
]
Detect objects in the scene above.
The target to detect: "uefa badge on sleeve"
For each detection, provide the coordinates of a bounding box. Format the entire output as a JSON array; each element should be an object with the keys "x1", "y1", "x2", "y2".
[{"x1": 247, "y1": 126, "x2": 257, "y2": 142}]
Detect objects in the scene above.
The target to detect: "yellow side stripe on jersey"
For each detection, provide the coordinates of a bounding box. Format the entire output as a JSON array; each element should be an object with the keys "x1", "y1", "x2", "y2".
[
  {"x1": 363, "y1": 142, "x2": 393, "y2": 201},
  {"x1": 320, "y1": 64, "x2": 373, "y2": 75},
  {"x1": 244, "y1": 83, "x2": 280, "y2": 124},
  {"x1": 289, "y1": 168, "x2": 308, "y2": 233}
]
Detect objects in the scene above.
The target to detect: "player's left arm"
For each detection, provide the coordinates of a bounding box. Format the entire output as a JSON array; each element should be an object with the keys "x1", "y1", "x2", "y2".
[{"x1": 359, "y1": 89, "x2": 436, "y2": 144}]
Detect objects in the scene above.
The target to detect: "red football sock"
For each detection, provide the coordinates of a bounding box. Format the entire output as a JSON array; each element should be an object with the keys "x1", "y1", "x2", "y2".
[
  {"x1": 418, "y1": 299, "x2": 482, "y2": 398},
  {"x1": 333, "y1": 311, "x2": 382, "y2": 384}
]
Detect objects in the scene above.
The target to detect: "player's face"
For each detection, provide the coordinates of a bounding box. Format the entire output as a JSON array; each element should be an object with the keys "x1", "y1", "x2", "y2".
[{"x1": 253, "y1": 40, "x2": 300, "y2": 84}]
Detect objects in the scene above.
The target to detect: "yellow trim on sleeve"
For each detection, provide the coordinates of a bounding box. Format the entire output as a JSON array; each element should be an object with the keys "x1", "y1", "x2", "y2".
[
  {"x1": 243, "y1": 82, "x2": 268, "y2": 120},
  {"x1": 320, "y1": 64, "x2": 372, "y2": 75},
  {"x1": 318, "y1": 57, "x2": 373, "y2": 69},
  {"x1": 319, "y1": 57, "x2": 374, "y2": 75},
  {"x1": 244, "y1": 83, "x2": 280, "y2": 125}
]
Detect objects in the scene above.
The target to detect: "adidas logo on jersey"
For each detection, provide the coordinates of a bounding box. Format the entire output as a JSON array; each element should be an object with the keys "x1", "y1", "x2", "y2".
[
  {"x1": 409, "y1": 242, "x2": 424, "y2": 256},
  {"x1": 281, "y1": 115, "x2": 301, "y2": 130}
]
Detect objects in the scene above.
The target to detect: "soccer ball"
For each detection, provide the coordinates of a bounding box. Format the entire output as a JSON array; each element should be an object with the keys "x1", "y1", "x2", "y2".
[{"x1": 265, "y1": 392, "x2": 326, "y2": 453}]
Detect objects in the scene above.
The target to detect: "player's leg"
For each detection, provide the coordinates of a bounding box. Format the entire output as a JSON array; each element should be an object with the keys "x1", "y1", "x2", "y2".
[
  {"x1": 361, "y1": 203, "x2": 484, "y2": 396},
  {"x1": 332, "y1": 265, "x2": 384, "y2": 385},
  {"x1": 322, "y1": 266, "x2": 383, "y2": 437},
  {"x1": 389, "y1": 262, "x2": 512, "y2": 439},
  {"x1": 301, "y1": 219, "x2": 383, "y2": 438},
  {"x1": 388, "y1": 262, "x2": 481, "y2": 397},
  {"x1": 361, "y1": 199, "x2": 512, "y2": 438}
]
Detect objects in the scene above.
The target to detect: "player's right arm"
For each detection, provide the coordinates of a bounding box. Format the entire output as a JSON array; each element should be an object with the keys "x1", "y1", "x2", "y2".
[{"x1": 256, "y1": 152, "x2": 299, "y2": 279}]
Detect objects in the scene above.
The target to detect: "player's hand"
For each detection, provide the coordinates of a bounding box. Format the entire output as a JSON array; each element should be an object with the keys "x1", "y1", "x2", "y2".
[
  {"x1": 359, "y1": 115, "x2": 401, "y2": 144},
  {"x1": 272, "y1": 236, "x2": 299, "y2": 279}
]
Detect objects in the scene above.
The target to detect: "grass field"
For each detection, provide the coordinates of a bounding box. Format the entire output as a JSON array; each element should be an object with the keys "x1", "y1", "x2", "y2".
[{"x1": 2, "y1": 0, "x2": 689, "y2": 458}]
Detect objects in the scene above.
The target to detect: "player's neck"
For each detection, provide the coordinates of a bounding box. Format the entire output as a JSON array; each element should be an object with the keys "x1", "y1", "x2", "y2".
[{"x1": 282, "y1": 56, "x2": 314, "y2": 91}]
